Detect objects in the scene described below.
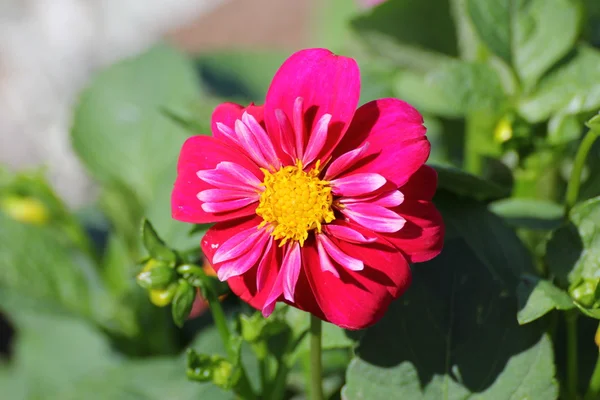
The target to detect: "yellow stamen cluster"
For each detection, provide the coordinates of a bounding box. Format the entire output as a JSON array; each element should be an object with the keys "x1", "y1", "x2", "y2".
[{"x1": 256, "y1": 160, "x2": 335, "y2": 246}]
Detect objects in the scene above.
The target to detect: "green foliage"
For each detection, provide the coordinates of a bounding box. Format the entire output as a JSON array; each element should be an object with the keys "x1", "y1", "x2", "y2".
[{"x1": 467, "y1": 0, "x2": 581, "y2": 88}]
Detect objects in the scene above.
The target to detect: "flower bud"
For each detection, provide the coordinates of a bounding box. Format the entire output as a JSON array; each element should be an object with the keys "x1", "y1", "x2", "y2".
[
  {"x1": 1, "y1": 196, "x2": 49, "y2": 225},
  {"x1": 172, "y1": 280, "x2": 196, "y2": 327},
  {"x1": 149, "y1": 283, "x2": 178, "y2": 307},
  {"x1": 136, "y1": 265, "x2": 175, "y2": 289},
  {"x1": 570, "y1": 280, "x2": 598, "y2": 308}
]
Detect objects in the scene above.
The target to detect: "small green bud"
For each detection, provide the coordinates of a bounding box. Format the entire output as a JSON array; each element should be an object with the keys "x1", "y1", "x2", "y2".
[
  {"x1": 1, "y1": 196, "x2": 49, "y2": 225},
  {"x1": 149, "y1": 283, "x2": 178, "y2": 307},
  {"x1": 570, "y1": 280, "x2": 598, "y2": 308},
  {"x1": 136, "y1": 265, "x2": 176, "y2": 289},
  {"x1": 186, "y1": 349, "x2": 241, "y2": 390},
  {"x1": 172, "y1": 280, "x2": 196, "y2": 327}
]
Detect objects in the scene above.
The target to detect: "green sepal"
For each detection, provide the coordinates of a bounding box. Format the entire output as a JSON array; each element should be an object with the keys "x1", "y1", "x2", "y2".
[
  {"x1": 171, "y1": 280, "x2": 196, "y2": 327},
  {"x1": 141, "y1": 219, "x2": 177, "y2": 266},
  {"x1": 136, "y1": 264, "x2": 176, "y2": 290}
]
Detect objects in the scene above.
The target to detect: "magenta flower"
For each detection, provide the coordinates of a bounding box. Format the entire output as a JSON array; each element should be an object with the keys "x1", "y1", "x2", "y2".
[{"x1": 172, "y1": 49, "x2": 444, "y2": 329}]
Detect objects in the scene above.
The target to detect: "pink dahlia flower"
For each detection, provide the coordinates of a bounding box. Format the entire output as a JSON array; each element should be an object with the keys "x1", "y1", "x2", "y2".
[{"x1": 172, "y1": 48, "x2": 444, "y2": 330}]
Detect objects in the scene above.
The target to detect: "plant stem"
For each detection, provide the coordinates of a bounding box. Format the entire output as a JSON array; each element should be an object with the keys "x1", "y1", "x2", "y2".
[
  {"x1": 565, "y1": 126, "x2": 600, "y2": 215},
  {"x1": 566, "y1": 311, "x2": 579, "y2": 400},
  {"x1": 204, "y1": 287, "x2": 256, "y2": 400},
  {"x1": 310, "y1": 314, "x2": 325, "y2": 400},
  {"x1": 585, "y1": 323, "x2": 600, "y2": 400}
]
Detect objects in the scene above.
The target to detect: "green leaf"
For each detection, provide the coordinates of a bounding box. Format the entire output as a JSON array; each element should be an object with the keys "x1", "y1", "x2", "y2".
[
  {"x1": 433, "y1": 164, "x2": 511, "y2": 201},
  {"x1": 0, "y1": 213, "x2": 131, "y2": 334},
  {"x1": 546, "y1": 196, "x2": 600, "y2": 315},
  {"x1": 172, "y1": 280, "x2": 196, "y2": 327},
  {"x1": 467, "y1": 0, "x2": 581, "y2": 87},
  {"x1": 438, "y1": 194, "x2": 536, "y2": 288},
  {"x1": 6, "y1": 312, "x2": 117, "y2": 399},
  {"x1": 343, "y1": 237, "x2": 558, "y2": 400},
  {"x1": 141, "y1": 219, "x2": 177, "y2": 265},
  {"x1": 394, "y1": 61, "x2": 506, "y2": 118},
  {"x1": 489, "y1": 198, "x2": 563, "y2": 230},
  {"x1": 196, "y1": 51, "x2": 288, "y2": 103},
  {"x1": 547, "y1": 197, "x2": 600, "y2": 286},
  {"x1": 72, "y1": 44, "x2": 200, "y2": 206},
  {"x1": 519, "y1": 46, "x2": 600, "y2": 122},
  {"x1": 517, "y1": 275, "x2": 574, "y2": 325},
  {"x1": 351, "y1": 0, "x2": 458, "y2": 56}
]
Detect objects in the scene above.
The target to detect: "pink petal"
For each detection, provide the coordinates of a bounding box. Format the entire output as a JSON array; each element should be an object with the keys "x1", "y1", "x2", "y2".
[
  {"x1": 235, "y1": 119, "x2": 271, "y2": 169},
  {"x1": 324, "y1": 223, "x2": 376, "y2": 243},
  {"x1": 256, "y1": 238, "x2": 274, "y2": 291},
  {"x1": 201, "y1": 197, "x2": 258, "y2": 213},
  {"x1": 383, "y1": 199, "x2": 445, "y2": 263},
  {"x1": 211, "y1": 102, "x2": 264, "y2": 145},
  {"x1": 340, "y1": 189, "x2": 404, "y2": 207},
  {"x1": 333, "y1": 98, "x2": 429, "y2": 187},
  {"x1": 331, "y1": 173, "x2": 387, "y2": 196},
  {"x1": 282, "y1": 243, "x2": 302, "y2": 302},
  {"x1": 196, "y1": 161, "x2": 262, "y2": 192},
  {"x1": 172, "y1": 136, "x2": 261, "y2": 224},
  {"x1": 341, "y1": 203, "x2": 406, "y2": 233},
  {"x1": 303, "y1": 113, "x2": 332, "y2": 166},
  {"x1": 264, "y1": 49, "x2": 360, "y2": 166},
  {"x1": 215, "y1": 122, "x2": 239, "y2": 145},
  {"x1": 293, "y1": 97, "x2": 306, "y2": 160},
  {"x1": 400, "y1": 165, "x2": 438, "y2": 201},
  {"x1": 197, "y1": 188, "x2": 258, "y2": 202},
  {"x1": 274, "y1": 109, "x2": 296, "y2": 160},
  {"x1": 242, "y1": 112, "x2": 281, "y2": 169},
  {"x1": 316, "y1": 238, "x2": 340, "y2": 278},
  {"x1": 213, "y1": 226, "x2": 267, "y2": 264},
  {"x1": 324, "y1": 142, "x2": 370, "y2": 180},
  {"x1": 317, "y1": 234, "x2": 364, "y2": 272},
  {"x1": 216, "y1": 230, "x2": 271, "y2": 281},
  {"x1": 262, "y1": 242, "x2": 302, "y2": 316}
]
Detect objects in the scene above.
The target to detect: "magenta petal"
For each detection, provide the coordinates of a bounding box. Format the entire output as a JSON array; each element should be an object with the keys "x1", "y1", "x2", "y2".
[
  {"x1": 316, "y1": 238, "x2": 340, "y2": 278},
  {"x1": 201, "y1": 197, "x2": 258, "y2": 213},
  {"x1": 334, "y1": 98, "x2": 430, "y2": 187},
  {"x1": 216, "y1": 229, "x2": 270, "y2": 281},
  {"x1": 341, "y1": 203, "x2": 406, "y2": 233},
  {"x1": 275, "y1": 109, "x2": 297, "y2": 160},
  {"x1": 340, "y1": 189, "x2": 404, "y2": 208},
  {"x1": 317, "y1": 234, "x2": 364, "y2": 272},
  {"x1": 282, "y1": 242, "x2": 302, "y2": 302},
  {"x1": 172, "y1": 136, "x2": 261, "y2": 224},
  {"x1": 242, "y1": 112, "x2": 281, "y2": 169},
  {"x1": 235, "y1": 119, "x2": 271, "y2": 168},
  {"x1": 303, "y1": 113, "x2": 332, "y2": 166},
  {"x1": 324, "y1": 223, "x2": 376, "y2": 243},
  {"x1": 256, "y1": 238, "x2": 274, "y2": 291},
  {"x1": 331, "y1": 173, "x2": 386, "y2": 196},
  {"x1": 293, "y1": 97, "x2": 306, "y2": 160},
  {"x1": 213, "y1": 226, "x2": 266, "y2": 264},
  {"x1": 264, "y1": 49, "x2": 360, "y2": 165},
  {"x1": 197, "y1": 189, "x2": 258, "y2": 202},
  {"x1": 197, "y1": 161, "x2": 262, "y2": 192},
  {"x1": 324, "y1": 142, "x2": 370, "y2": 180}
]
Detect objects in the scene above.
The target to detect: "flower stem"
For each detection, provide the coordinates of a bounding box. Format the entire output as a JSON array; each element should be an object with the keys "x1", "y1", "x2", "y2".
[
  {"x1": 310, "y1": 314, "x2": 325, "y2": 400},
  {"x1": 565, "y1": 126, "x2": 600, "y2": 215},
  {"x1": 585, "y1": 323, "x2": 600, "y2": 400},
  {"x1": 204, "y1": 287, "x2": 256, "y2": 399},
  {"x1": 566, "y1": 311, "x2": 579, "y2": 400}
]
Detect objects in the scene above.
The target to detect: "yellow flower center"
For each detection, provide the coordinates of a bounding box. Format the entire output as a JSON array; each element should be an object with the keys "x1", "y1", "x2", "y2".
[{"x1": 256, "y1": 160, "x2": 335, "y2": 246}]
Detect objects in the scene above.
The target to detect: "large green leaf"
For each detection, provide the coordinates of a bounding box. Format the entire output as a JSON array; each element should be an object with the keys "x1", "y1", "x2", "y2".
[
  {"x1": 196, "y1": 51, "x2": 287, "y2": 103},
  {"x1": 394, "y1": 61, "x2": 506, "y2": 118},
  {"x1": 437, "y1": 194, "x2": 536, "y2": 289},
  {"x1": 0, "y1": 213, "x2": 131, "y2": 333},
  {"x1": 467, "y1": 0, "x2": 581, "y2": 87},
  {"x1": 489, "y1": 198, "x2": 563, "y2": 231},
  {"x1": 433, "y1": 164, "x2": 511, "y2": 201},
  {"x1": 516, "y1": 275, "x2": 574, "y2": 325},
  {"x1": 518, "y1": 46, "x2": 600, "y2": 122},
  {"x1": 72, "y1": 44, "x2": 200, "y2": 206},
  {"x1": 351, "y1": 0, "x2": 457, "y2": 56},
  {"x1": 343, "y1": 238, "x2": 558, "y2": 399},
  {"x1": 546, "y1": 197, "x2": 600, "y2": 309}
]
